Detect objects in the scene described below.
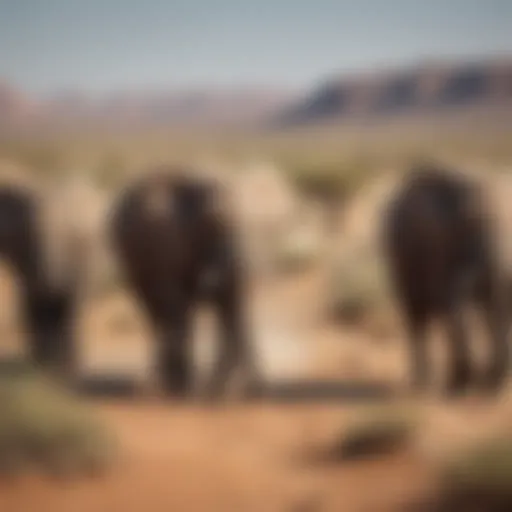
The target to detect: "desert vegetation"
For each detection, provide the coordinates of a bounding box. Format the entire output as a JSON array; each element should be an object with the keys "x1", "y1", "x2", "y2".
[
  {"x1": 1, "y1": 120, "x2": 512, "y2": 510},
  {"x1": 307, "y1": 404, "x2": 419, "y2": 463},
  {"x1": 0, "y1": 362, "x2": 116, "y2": 479},
  {"x1": 430, "y1": 435, "x2": 512, "y2": 511},
  {"x1": 1, "y1": 2, "x2": 511, "y2": 505}
]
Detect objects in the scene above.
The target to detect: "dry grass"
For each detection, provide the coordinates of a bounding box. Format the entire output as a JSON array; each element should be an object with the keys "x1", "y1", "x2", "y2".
[
  {"x1": 0, "y1": 362, "x2": 117, "y2": 479},
  {"x1": 283, "y1": 157, "x2": 375, "y2": 207},
  {"x1": 434, "y1": 436, "x2": 512, "y2": 511},
  {"x1": 2, "y1": 126, "x2": 512, "y2": 510},
  {"x1": 307, "y1": 405, "x2": 419, "y2": 464},
  {"x1": 326, "y1": 245, "x2": 389, "y2": 326},
  {"x1": 275, "y1": 231, "x2": 322, "y2": 275},
  {"x1": 2, "y1": 125, "x2": 512, "y2": 193}
]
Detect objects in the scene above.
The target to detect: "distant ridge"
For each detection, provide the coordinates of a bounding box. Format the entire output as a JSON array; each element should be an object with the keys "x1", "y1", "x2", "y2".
[
  {"x1": 1, "y1": 56, "x2": 511, "y2": 134},
  {"x1": 273, "y1": 57, "x2": 512, "y2": 127}
]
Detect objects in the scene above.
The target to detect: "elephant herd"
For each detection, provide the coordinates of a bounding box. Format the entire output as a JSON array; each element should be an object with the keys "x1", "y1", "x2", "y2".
[{"x1": 0, "y1": 162, "x2": 510, "y2": 400}]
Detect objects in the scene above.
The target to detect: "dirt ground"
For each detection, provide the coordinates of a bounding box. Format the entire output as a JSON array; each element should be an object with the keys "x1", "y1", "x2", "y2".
[
  {"x1": 0, "y1": 402, "x2": 434, "y2": 512},
  {"x1": 1, "y1": 264, "x2": 512, "y2": 512}
]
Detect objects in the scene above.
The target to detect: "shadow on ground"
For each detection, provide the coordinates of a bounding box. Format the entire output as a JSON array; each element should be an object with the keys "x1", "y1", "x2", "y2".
[
  {"x1": 76, "y1": 375, "x2": 395, "y2": 404},
  {"x1": 0, "y1": 356, "x2": 396, "y2": 403},
  {"x1": 260, "y1": 378, "x2": 395, "y2": 403}
]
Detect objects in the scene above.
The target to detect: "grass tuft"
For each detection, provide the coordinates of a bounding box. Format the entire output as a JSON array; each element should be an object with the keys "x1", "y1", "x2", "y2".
[
  {"x1": 0, "y1": 362, "x2": 117, "y2": 479},
  {"x1": 307, "y1": 405, "x2": 418, "y2": 464},
  {"x1": 434, "y1": 436, "x2": 512, "y2": 511}
]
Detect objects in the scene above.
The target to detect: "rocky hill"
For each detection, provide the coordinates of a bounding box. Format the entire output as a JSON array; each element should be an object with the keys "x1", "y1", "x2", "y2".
[
  {"x1": 1, "y1": 57, "x2": 511, "y2": 133},
  {"x1": 274, "y1": 58, "x2": 512, "y2": 127}
]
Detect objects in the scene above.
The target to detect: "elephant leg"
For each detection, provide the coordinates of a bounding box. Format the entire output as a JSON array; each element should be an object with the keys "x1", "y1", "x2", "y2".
[
  {"x1": 404, "y1": 302, "x2": 430, "y2": 394},
  {"x1": 156, "y1": 306, "x2": 193, "y2": 399},
  {"x1": 477, "y1": 274, "x2": 510, "y2": 393},
  {"x1": 443, "y1": 296, "x2": 472, "y2": 396}
]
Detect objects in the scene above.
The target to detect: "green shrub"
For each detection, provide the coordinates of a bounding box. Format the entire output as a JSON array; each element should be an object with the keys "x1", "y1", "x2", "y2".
[
  {"x1": 435, "y1": 437, "x2": 512, "y2": 511},
  {"x1": 310, "y1": 406, "x2": 418, "y2": 463},
  {"x1": 0, "y1": 363, "x2": 117, "y2": 478},
  {"x1": 286, "y1": 159, "x2": 374, "y2": 206},
  {"x1": 327, "y1": 246, "x2": 388, "y2": 326}
]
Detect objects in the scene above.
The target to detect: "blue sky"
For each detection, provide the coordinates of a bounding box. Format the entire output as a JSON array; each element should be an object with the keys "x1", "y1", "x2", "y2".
[{"x1": 1, "y1": 0, "x2": 511, "y2": 93}]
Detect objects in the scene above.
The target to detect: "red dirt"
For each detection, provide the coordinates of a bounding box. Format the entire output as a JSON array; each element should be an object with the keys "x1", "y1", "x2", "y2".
[{"x1": 0, "y1": 401, "x2": 434, "y2": 512}]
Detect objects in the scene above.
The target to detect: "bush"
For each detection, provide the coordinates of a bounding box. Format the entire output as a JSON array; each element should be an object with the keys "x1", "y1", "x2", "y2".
[
  {"x1": 0, "y1": 363, "x2": 117, "y2": 478},
  {"x1": 435, "y1": 437, "x2": 512, "y2": 511},
  {"x1": 327, "y1": 245, "x2": 388, "y2": 326},
  {"x1": 275, "y1": 230, "x2": 322, "y2": 274},
  {"x1": 309, "y1": 405, "x2": 418, "y2": 463},
  {"x1": 286, "y1": 159, "x2": 374, "y2": 206}
]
